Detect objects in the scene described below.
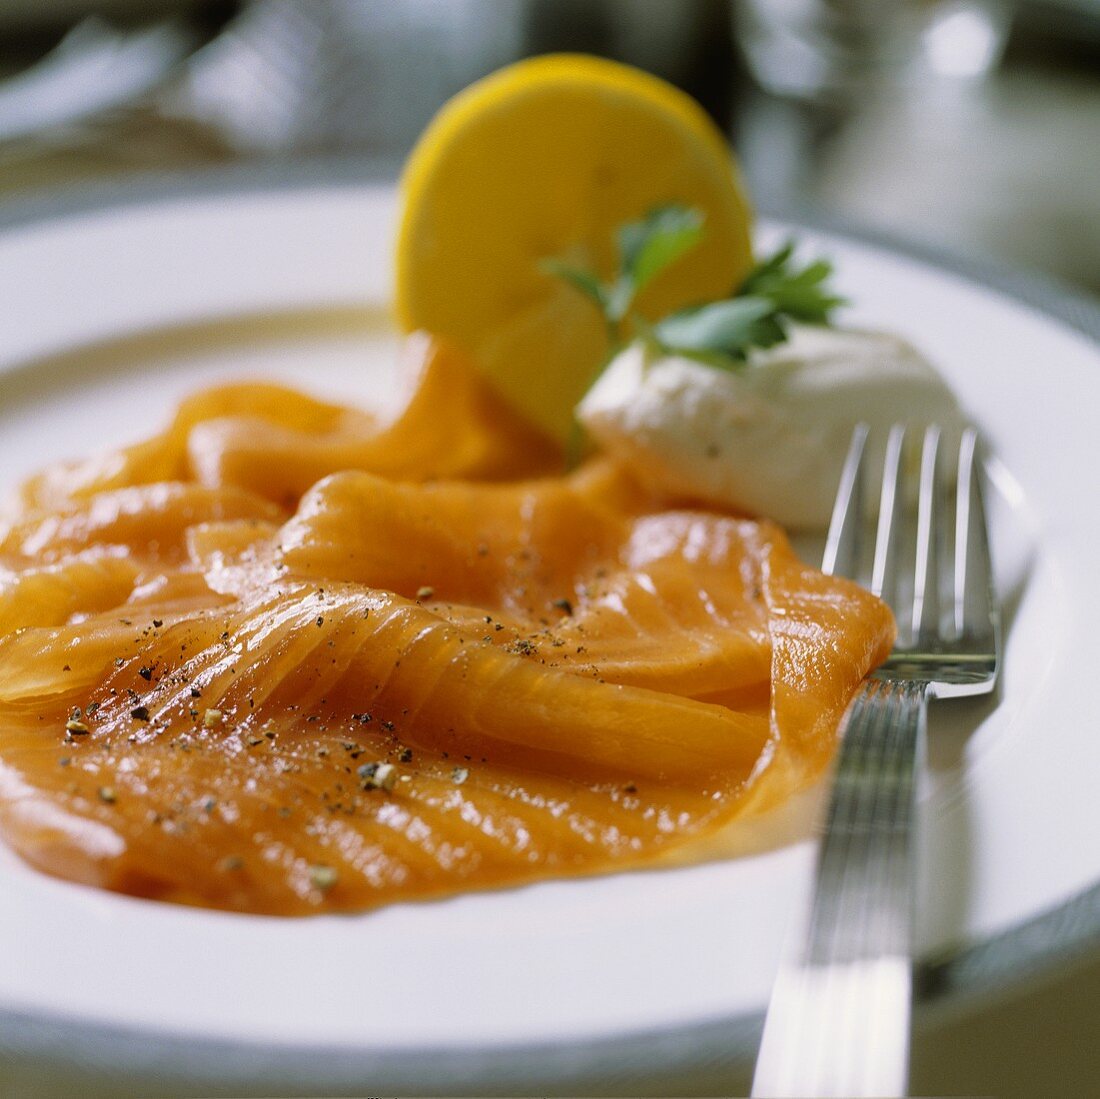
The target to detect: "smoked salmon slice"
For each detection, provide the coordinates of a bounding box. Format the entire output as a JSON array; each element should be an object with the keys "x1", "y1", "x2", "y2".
[
  {"x1": 0, "y1": 336, "x2": 894, "y2": 914},
  {"x1": 16, "y1": 336, "x2": 560, "y2": 513}
]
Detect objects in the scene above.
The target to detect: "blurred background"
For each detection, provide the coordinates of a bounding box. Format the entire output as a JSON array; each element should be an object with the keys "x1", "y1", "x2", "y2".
[{"x1": 0, "y1": 0, "x2": 1097, "y2": 295}]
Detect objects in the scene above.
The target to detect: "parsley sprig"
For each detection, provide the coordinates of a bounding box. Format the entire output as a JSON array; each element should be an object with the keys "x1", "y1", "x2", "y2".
[{"x1": 543, "y1": 204, "x2": 845, "y2": 370}]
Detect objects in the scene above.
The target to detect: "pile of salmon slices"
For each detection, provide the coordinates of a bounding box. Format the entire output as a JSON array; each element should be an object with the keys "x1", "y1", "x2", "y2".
[{"x1": 0, "y1": 337, "x2": 893, "y2": 915}]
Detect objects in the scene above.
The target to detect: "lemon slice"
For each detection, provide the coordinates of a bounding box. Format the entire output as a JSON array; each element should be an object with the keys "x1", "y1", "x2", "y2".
[{"x1": 395, "y1": 53, "x2": 754, "y2": 443}]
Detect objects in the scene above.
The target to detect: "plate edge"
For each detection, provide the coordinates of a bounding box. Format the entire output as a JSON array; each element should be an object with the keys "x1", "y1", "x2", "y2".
[{"x1": 0, "y1": 160, "x2": 1098, "y2": 1087}]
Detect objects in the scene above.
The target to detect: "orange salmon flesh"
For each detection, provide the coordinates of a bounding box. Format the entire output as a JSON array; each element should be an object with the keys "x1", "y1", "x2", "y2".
[{"x1": 0, "y1": 336, "x2": 894, "y2": 914}]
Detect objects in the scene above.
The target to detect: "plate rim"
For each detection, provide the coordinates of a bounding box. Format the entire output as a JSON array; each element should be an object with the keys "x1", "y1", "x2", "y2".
[{"x1": 1, "y1": 160, "x2": 1099, "y2": 1091}]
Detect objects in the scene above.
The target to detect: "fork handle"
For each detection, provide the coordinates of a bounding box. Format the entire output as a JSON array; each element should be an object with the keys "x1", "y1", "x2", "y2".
[{"x1": 752, "y1": 677, "x2": 928, "y2": 1098}]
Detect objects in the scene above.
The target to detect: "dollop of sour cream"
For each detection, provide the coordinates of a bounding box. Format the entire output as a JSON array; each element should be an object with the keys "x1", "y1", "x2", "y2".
[{"x1": 577, "y1": 325, "x2": 967, "y2": 530}]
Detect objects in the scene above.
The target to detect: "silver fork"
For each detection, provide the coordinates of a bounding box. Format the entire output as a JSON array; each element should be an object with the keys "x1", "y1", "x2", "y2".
[{"x1": 751, "y1": 423, "x2": 1000, "y2": 1098}]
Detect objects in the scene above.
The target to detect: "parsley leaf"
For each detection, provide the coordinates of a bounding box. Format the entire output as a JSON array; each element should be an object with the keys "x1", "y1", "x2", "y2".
[
  {"x1": 616, "y1": 204, "x2": 705, "y2": 306},
  {"x1": 738, "y1": 243, "x2": 846, "y2": 324},
  {"x1": 653, "y1": 297, "x2": 784, "y2": 362},
  {"x1": 538, "y1": 259, "x2": 607, "y2": 312},
  {"x1": 543, "y1": 207, "x2": 844, "y2": 406}
]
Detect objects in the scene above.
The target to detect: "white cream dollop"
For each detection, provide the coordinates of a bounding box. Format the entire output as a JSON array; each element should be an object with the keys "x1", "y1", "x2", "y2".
[{"x1": 577, "y1": 325, "x2": 967, "y2": 530}]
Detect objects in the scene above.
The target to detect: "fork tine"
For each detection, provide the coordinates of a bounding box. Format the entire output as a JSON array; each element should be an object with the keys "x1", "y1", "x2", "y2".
[
  {"x1": 822, "y1": 423, "x2": 869, "y2": 578},
  {"x1": 911, "y1": 426, "x2": 942, "y2": 643},
  {"x1": 954, "y1": 427, "x2": 996, "y2": 642},
  {"x1": 870, "y1": 424, "x2": 907, "y2": 601},
  {"x1": 755, "y1": 423, "x2": 1001, "y2": 1097}
]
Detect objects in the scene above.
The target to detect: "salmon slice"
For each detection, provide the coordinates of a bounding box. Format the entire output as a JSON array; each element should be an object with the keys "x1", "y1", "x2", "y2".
[
  {"x1": 18, "y1": 335, "x2": 560, "y2": 512},
  {"x1": 0, "y1": 548, "x2": 139, "y2": 634},
  {"x1": 0, "y1": 549, "x2": 886, "y2": 915},
  {"x1": 0, "y1": 337, "x2": 895, "y2": 914},
  {"x1": 0, "y1": 484, "x2": 284, "y2": 565},
  {"x1": 273, "y1": 466, "x2": 777, "y2": 697}
]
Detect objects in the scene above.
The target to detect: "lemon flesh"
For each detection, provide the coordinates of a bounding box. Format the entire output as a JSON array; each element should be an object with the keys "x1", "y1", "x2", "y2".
[{"x1": 395, "y1": 53, "x2": 754, "y2": 443}]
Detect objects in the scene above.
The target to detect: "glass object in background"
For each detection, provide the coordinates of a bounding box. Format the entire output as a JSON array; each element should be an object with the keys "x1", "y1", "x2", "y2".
[
  {"x1": 0, "y1": 18, "x2": 196, "y2": 146},
  {"x1": 165, "y1": 0, "x2": 526, "y2": 159},
  {"x1": 733, "y1": 0, "x2": 1011, "y2": 100},
  {"x1": 165, "y1": 0, "x2": 724, "y2": 161},
  {"x1": 0, "y1": 0, "x2": 728, "y2": 197}
]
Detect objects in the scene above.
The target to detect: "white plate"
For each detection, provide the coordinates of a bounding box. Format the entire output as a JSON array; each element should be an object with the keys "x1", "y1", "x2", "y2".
[{"x1": 1, "y1": 176, "x2": 1099, "y2": 1094}]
